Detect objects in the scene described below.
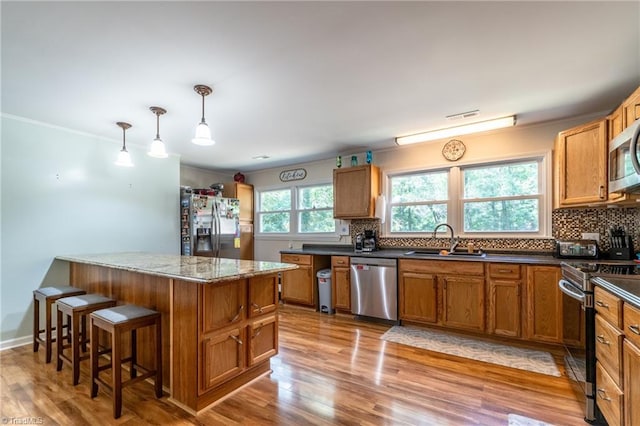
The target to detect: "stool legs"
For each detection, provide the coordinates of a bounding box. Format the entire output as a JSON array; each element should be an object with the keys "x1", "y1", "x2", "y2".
[
  {"x1": 155, "y1": 318, "x2": 162, "y2": 398},
  {"x1": 112, "y1": 330, "x2": 122, "y2": 418},
  {"x1": 33, "y1": 295, "x2": 40, "y2": 353},
  {"x1": 90, "y1": 320, "x2": 99, "y2": 399},
  {"x1": 45, "y1": 299, "x2": 53, "y2": 363},
  {"x1": 56, "y1": 308, "x2": 82, "y2": 385}
]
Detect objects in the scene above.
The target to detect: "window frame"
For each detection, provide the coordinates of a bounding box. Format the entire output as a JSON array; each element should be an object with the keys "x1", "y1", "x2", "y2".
[
  {"x1": 255, "y1": 182, "x2": 338, "y2": 238},
  {"x1": 383, "y1": 151, "x2": 552, "y2": 238}
]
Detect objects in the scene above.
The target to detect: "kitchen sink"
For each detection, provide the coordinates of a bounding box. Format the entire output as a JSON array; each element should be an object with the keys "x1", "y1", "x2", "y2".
[{"x1": 404, "y1": 250, "x2": 486, "y2": 258}]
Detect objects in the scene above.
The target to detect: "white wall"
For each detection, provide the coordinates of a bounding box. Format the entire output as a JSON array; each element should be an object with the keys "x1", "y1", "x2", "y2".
[
  {"x1": 0, "y1": 115, "x2": 181, "y2": 346},
  {"x1": 246, "y1": 114, "x2": 603, "y2": 261},
  {"x1": 180, "y1": 164, "x2": 232, "y2": 189}
]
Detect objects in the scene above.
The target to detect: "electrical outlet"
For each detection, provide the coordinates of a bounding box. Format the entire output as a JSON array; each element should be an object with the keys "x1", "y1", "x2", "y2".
[
  {"x1": 338, "y1": 220, "x2": 350, "y2": 236},
  {"x1": 582, "y1": 232, "x2": 600, "y2": 241}
]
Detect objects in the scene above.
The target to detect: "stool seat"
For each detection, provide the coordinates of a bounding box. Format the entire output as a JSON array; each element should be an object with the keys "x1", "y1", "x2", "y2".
[
  {"x1": 56, "y1": 294, "x2": 116, "y2": 385},
  {"x1": 90, "y1": 304, "x2": 162, "y2": 418},
  {"x1": 92, "y1": 304, "x2": 159, "y2": 324},
  {"x1": 33, "y1": 285, "x2": 86, "y2": 363}
]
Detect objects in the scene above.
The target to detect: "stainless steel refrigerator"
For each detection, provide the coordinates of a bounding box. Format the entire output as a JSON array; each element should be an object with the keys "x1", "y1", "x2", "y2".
[{"x1": 180, "y1": 188, "x2": 241, "y2": 258}]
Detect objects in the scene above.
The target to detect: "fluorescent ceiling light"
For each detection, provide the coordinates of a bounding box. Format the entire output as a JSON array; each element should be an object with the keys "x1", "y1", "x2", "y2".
[{"x1": 395, "y1": 115, "x2": 516, "y2": 146}]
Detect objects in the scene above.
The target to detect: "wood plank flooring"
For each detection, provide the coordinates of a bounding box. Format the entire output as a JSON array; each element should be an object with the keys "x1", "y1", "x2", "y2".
[{"x1": 1, "y1": 305, "x2": 585, "y2": 425}]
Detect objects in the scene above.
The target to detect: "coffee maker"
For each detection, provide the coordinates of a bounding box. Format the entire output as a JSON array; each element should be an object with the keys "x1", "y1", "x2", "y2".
[{"x1": 362, "y1": 230, "x2": 377, "y2": 252}]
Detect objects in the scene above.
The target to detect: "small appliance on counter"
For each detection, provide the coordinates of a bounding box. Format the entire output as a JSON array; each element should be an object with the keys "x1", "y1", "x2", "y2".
[
  {"x1": 555, "y1": 239, "x2": 599, "y2": 259},
  {"x1": 354, "y1": 233, "x2": 364, "y2": 253},
  {"x1": 362, "y1": 230, "x2": 377, "y2": 252}
]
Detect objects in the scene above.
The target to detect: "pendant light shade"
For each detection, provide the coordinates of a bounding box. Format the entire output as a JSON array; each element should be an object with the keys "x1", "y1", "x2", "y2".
[
  {"x1": 115, "y1": 122, "x2": 134, "y2": 167},
  {"x1": 148, "y1": 106, "x2": 169, "y2": 158},
  {"x1": 192, "y1": 84, "x2": 215, "y2": 146}
]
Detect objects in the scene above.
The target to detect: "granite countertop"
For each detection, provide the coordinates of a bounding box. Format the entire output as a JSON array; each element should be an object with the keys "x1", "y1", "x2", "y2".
[
  {"x1": 592, "y1": 275, "x2": 640, "y2": 308},
  {"x1": 281, "y1": 244, "x2": 563, "y2": 265},
  {"x1": 56, "y1": 252, "x2": 298, "y2": 284}
]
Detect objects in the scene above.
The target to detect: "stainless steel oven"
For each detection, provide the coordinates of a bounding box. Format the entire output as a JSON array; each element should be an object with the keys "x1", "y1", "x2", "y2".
[{"x1": 559, "y1": 262, "x2": 640, "y2": 424}]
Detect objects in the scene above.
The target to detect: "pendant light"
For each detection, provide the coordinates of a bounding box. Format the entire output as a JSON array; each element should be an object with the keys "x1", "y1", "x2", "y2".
[
  {"x1": 192, "y1": 84, "x2": 215, "y2": 146},
  {"x1": 115, "y1": 122, "x2": 134, "y2": 167},
  {"x1": 148, "y1": 106, "x2": 169, "y2": 158}
]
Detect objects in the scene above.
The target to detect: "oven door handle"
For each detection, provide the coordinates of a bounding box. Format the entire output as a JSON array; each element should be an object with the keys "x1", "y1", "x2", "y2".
[{"x1": 558, "y1": 279, "x2": 586, "y2": 303}]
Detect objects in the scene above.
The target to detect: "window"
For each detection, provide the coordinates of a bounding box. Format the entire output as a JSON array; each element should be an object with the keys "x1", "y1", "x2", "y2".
[
  {"x1": 257, "y1": 184, "x2": 335, "y2": 235},
  {"x1": 298, "y1": 184, "x2": 334, "y2": 233},
  {"x1": 462, "y1": 160, "x2": 541, "y2": 233},
  {"x1": 386, "y1": 156, "x2": 547, "y2": 237},
  {"x1": 389, "y1": 171, "x2": 448, "y2": 233},
  {"x1": 258, "y1": 189, "x2": 291, "y2": 233}
]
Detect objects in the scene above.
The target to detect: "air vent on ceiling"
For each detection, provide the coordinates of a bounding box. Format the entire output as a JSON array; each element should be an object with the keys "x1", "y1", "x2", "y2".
[{"x1": 446, "y1": 110, "x2": 480, "y2": 120}]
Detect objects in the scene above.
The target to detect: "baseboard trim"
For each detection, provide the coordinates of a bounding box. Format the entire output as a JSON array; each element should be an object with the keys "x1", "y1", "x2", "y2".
[{"x1": 0, "y1": 336, "x2": 31, "y2": 351}]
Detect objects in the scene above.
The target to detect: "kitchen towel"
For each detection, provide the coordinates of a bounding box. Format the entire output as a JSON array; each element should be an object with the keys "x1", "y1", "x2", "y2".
[{"x1": 381, "y1": 326, "x2": 561, "y2": 377}]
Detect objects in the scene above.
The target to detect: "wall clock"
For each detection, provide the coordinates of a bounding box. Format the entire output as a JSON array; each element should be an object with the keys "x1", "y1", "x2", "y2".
[{"x1": 442, "y1": 139, "x2": 466, "y2": 161}]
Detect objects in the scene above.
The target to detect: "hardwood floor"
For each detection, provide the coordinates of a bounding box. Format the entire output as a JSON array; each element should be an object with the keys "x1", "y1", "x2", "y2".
[{"x1": 1, "y1": 305, "x2": 585, "y2": 425}]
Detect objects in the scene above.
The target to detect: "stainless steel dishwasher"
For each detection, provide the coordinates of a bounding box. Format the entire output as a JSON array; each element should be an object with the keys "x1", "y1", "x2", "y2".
[{"x1": 350, "y1": 257, "x2": 398, "y2": 321}]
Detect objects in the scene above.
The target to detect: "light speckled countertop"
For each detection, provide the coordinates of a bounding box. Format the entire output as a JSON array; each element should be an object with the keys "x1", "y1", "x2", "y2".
[{"x1": 56, "y1": 252, "x2": 298, "y2": 284}]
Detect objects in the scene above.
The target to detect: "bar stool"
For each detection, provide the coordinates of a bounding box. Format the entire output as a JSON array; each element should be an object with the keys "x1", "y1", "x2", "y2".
[
  {"x1": 56, "y1": 294, "x2": 117, "y2": 385},
  {"x1": 90, "y1": 304, "x2": 163, "y2": 419},
  {"x1": 33, "y1": 285, "x2": 86, "y2": 363}
]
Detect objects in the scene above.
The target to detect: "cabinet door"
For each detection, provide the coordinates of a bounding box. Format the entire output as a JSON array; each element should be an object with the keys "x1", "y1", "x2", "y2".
[
  {"x1": 441, "y1": 275, "x2": 485, "y2": 332},
  {"x1": 281, "y1": 265, "x2": 314, "y2": 306},
  {"x1": 248, "y1": 314, "x2": 278, "y2": 366},
  {"x1": 333, "y1": 266, "x2": 351, "y2": 311},
  {"x1": 399, "y1": 271, "x2": 438, "y2": 324},
  {"x1": 200, "y1": 327, "x2": 245, "y2": 393},
  {"x1": 623, "y1": 86, "x2": 640, "y2": 128},
  {"x1": 223, "y1": 182, "x2": 254, "y2": 222},
  {"x1": 488, "y1": 279, "x2": 521, "y2": 338},
  {"x1": 201, "y1": 280, "x2": 246, "y2": 334},
  {"x1": 608, "y1": 105, "x2": 624, "y2": 141},
  {"x1": 526, "y1": 266, "x2": 562, "y2": 344},
  {"x1": 248, "y1": 274, "x2": 278, "y2": 317},
  {"x1": 555, "y1": 119, "x2": 607, "y2": 206},
  {"x1": 238, "y1": 222, "x2": 254, "y2": 260},
  {"x1": 333, "y1": 165, "x2": 379, "y2": 218},
  {"x1": 624, "y1": 339, "x2": 640, "y2": 426}
]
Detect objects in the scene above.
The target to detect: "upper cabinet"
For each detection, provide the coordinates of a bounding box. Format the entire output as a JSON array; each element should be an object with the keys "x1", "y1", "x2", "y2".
[
  {"x1": 554, "y1": 118, "x2": 608, "y2": 208},
  {"x1": 333, "y1": 165, "x2": 380, "y2": 219},
  {"x1": 622, "y1": 86, "x2": 640, "y2": 128},
  {"x1": 223, "y1": 182, "x2": 254, "y2": 222}
]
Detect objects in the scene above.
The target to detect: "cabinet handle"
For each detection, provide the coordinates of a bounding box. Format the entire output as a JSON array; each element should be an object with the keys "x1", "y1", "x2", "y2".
[
  {"x1": 229, "y1": 334, "x2": 243, "y2": 345},
  {"x1": 596, "y1": 335, "x2": 610, "y2": 345},
  {"x1": 597, "y1": 388, "x2": 611, "y2": 401},
  {"x1": 498, "y1": 269, "x2": 511, "y2": 273},
  {"x1": 251, "y1": 302, "x2": 264, "y2": 314},
  {"x1": 231, "y1": 305, "x2": 244, "y2": 322},
  {"x1": 253, "y1": 324, "x2": 264, "y2": 338},
  {"x1": 599, "y1": 185, "x2": 605, "y2": 199},
  {"x1": 595, "y1": 301, "x2": 609, "y2": 309},
  {"x1": 629, "y1": 324, "x2": 640, "y2": 335}
]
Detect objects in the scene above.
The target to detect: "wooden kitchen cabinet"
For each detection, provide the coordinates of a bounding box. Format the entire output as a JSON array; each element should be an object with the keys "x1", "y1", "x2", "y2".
[
  {"x1": 554, "y1": 118, "x2": 608, "y2": 207},
  {"x1": 223, "y1": 182, "x2": 254, "y2": 222},
  {"x1": 331, "y1": 256, "x2": 351, "y2": 312},
  {"x1": 609, "y1": 105, "x2": 624, "y2": 141},
  {"x1": 200, "y1": 327, "x2": 245, "y2": 393},
  {"x1": 623, "y1": 339, "x2": 640, "y2": 426},
  {"x1": 622, "y1": 85, "x2": 640, "y2": 128},
  {"x1": 248, "y1": 274, "x2": 278, "y2": 317},
  {"x1": 280, "y1": 254, "x2": 330, "y2": 308},
  {"x1": 248, "y1": 314, "x2": 277, "y2": 366},
  {"x1": 525, "y1": 266, "x2": 562, "y2": 344},
  {"x1": 442, "y1": 275, "x2": 485, "y2": 332},
  {"x1": 333, "y1": 164, "x2": 380, "y2": 218},
  {"x1": 487, "y1": 263, "x2": 522, "y2": 338},
  {"x1": 399, "y1": 260, "x2": 438, "y2": 324}
]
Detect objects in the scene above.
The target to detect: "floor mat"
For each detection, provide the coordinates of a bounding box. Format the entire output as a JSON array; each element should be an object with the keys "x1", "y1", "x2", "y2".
[{"x1": 381, "y1": 325, "x2": 561, "y2": 377}]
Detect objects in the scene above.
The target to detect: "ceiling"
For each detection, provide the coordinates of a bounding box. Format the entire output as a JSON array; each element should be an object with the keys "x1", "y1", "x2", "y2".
[{"x1": 2, "y1": 1, "x2": 639, "y2": 172}]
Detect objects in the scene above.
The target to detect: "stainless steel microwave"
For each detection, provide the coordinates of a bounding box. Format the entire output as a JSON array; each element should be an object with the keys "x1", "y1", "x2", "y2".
[{"x1": 609, "y1": 117, "x2": 640, "y2": 193}]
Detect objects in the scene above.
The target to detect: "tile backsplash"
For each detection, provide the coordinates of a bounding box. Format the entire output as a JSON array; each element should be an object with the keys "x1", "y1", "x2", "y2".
[{"x1": 351, "y1": 207, "x2": 639, "y2": 254}]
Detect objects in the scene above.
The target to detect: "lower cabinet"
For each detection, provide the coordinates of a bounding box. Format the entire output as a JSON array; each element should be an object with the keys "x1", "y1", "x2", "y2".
[
  {"x1": 331, "y1": 256, "x2": 351, "y2": 312},
  {"x1": 624, "y1": 339, "x2": 640, "y2": 426},
  {"x1": 280, "y1": 254, "x2": 330, "y2": 308},
  {"x1": 198, "y1": 274, "x2": 278, "y2": 395},
  {"x1": 399, "y1": 266, "x2": 437, "y2": 324},
  {"x1": 487, "y1": 263, "x2": 522, "y2": 338},
  {"x1": 525, "y1": 265, "x2": 563, "y2": 344},
  {"x1": 442, "y1": 275, "x2": 485, "y2": 332}
]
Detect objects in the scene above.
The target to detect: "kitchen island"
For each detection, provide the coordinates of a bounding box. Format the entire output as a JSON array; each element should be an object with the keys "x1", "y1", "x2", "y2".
[{"x1": 55, "y1": 252, "x2": 297, "y2": 414}]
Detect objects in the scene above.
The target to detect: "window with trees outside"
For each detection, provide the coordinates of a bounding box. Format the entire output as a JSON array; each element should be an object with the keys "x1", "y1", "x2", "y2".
[
  {"x1": 257, "y1": 184, "x2": 335, "y2": 234},
  {"x1": 387, "y1": 157, "x2": 546, "y2": 236}
]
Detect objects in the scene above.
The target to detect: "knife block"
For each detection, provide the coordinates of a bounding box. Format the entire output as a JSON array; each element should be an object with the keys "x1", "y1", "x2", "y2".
[{"x1": 610, "y1": 238, "x2": 635, "y2": 260}]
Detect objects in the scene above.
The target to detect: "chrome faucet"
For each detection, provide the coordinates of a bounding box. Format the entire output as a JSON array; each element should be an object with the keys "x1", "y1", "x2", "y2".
[{"x1": 432, "y1": 223, "x2": 459, "y2": 252}]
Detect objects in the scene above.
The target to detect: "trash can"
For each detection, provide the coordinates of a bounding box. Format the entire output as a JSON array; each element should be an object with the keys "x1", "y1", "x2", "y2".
[{"x1": 317, "y1": 269, "x2": 333, "y2": 314}]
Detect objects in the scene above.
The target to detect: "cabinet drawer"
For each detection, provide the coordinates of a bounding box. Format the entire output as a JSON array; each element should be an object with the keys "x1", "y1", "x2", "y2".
[
  {"x1": 596, "y1": 361, "x2": 623, "y2": 426},
  {"x1": 399, "y1": 259, "x2": 484, "y2": 275},
  {"x1": 594, "y1": 287, "x2": 622, "y2": 328},
  {"x1": 595, "y1": 314, "x2": 624, "y2": 387},
  {"x1": 281, "y1": 254, "x2": 312, "y2": 265},
  {"x1": 331, "y1": 256, "x2": 350, "y2": 268},
  {"x1": 487, "y1": 263, "x2": 521, "y2": 279},
  {"x1": 624, "y1": 303, "x2": 640, "y2": 349}
]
